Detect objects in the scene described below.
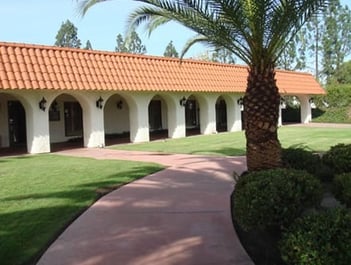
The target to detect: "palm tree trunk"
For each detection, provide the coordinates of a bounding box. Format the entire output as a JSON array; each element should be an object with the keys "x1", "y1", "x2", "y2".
[{"x1": 244, "y1": 65, "x2": 282, "y2": 171}]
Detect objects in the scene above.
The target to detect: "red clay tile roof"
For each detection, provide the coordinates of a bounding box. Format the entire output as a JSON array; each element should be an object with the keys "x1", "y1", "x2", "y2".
[{"x1": 0, "y1": 42, "x2": 324, "y2": 95}]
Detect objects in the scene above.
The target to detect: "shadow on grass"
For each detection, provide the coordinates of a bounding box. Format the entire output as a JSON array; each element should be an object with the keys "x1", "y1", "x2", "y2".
[
  {"x1": 191, "y1": 147, "x2": 246, "y2": 156},
  {"x1": 0, "y1": 205, "x2": 84, "y2": 265},
  {"x1": 0, "y1": 166, "x2": 163, "y2": 265}
]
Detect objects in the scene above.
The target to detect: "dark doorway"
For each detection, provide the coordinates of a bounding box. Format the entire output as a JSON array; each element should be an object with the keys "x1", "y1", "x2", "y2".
[
  {"x1": 8, "y1": 101, "x2": 27, "y2": 147},
  {"x1": 64, "y1": 102, "x2": 83, "y2": 137},
  {"x1": 148, "y1": 100, "x2": 162, "y2": 131},
  {"x1": 216, "y1": 99, "x2": 227, "y2": 132}
]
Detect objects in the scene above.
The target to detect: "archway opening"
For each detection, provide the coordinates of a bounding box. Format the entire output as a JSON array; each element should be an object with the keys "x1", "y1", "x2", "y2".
[
  {"x1": 282, "y1": 96, "x2": 301, "y2": 124},
  {"x1": 0, "y1": 94, "x2": 27, "y2": 155},
  {"x1": 49, "y1": 94, "x2": 83, "y2": 151},
  {"x1": 104, "y1": 95, "x2": 130, "y2": 145},
  {"x1": 148, "y1": 95, "x2": 168, "y2": 141},
  {"x1": 185, "y1": 95, "x2": 200, "y2": 136},
  {"x1": 216, "y1": 96, "x2": 227, "y2": 132}
]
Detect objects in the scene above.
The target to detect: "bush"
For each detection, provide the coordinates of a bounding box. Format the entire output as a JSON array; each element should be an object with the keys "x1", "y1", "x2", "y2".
[
  {"x1": 322, "y1": 143, "x2": 351, "y2": 174},
  {"x1": 333, "y1": 173, "x2": 351, "y2": 207},
  {"x1": 280, "y1": 208, "x2": 351, "y2": 265},
  {"x1": 232, "y1": 168, "x2": 322, "y2": 231},
  {"x1": 282, "y1": 147, "x2": 321, "y2": 175}
]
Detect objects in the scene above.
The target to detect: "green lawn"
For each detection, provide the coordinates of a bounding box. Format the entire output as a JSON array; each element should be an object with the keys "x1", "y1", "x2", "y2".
[
  {"x1": 1, "y1": 125, "x2": 350, "y2": 265},
  {"x1": 111, "y1": 126, "x2": 351, "y2": 156},
  {"x1": 0, "y1": 155, "x2": 163, "y2": 265}
]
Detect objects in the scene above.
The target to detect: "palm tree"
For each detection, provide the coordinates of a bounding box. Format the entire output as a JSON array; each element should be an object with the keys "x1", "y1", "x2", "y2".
[{"x1": 79, "y1": 0, "x2": 328, "y2": 171}]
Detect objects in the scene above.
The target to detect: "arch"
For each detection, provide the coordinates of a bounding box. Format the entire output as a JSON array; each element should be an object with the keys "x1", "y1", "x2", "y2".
[
  {"x1": 0, "y1": 92, "x2": 29, "y2": 154},
  {"x1": 185, "y1": 95, "x2": 201, "y2": 136},
  {"x1": 281, "y1": 96, "x2": 301, "y2": 124},
  {"x1": 48, "y1": 93, "x2": 84, "y2": 151},
  {"x1": 215, "y1": 96, "x2": 228, "y2": 132},
  {"x1": 104, "y1": 94, "x2": 130, "y2": 145},
  {"x1": 148, "y1": 94, "x2": 168, "y2": 140}
]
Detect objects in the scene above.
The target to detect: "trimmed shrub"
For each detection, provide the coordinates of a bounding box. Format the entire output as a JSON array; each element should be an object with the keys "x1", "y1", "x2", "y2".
[
  {"x1": 282, "y1": 147, "x2": 321, "y2": 175},
  {"x1": 322, "y1": 143, "x2": 351, "y2": 174},
  {"x1": 280, "y1": 208, "x2": 351, "y2": 265},
  {"x1": 333, "y1": 173, "x2": 351, "y2": 207},
  {"x1": 232, "y1": 168, "x2": 322, "y2": 231}
]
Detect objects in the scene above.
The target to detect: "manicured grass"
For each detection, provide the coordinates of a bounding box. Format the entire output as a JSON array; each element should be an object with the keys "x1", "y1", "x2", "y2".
[
  {"x1": 0, "y1": 155, "x2": 162, "y2": 265},
  {"x1": 111, "y1": 126, "x2": 351, "y2": 155}
]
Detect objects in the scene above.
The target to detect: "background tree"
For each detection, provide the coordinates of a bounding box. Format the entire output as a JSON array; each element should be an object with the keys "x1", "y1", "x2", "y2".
[
  {"x1": 163, "y1": 41, "x2": 179, "y2": 58},
  {"x1": 84, "y1": 40, "x2": 93, "y2": 50},
  {"x1": 55, "y1": 19, "x2": 81, "y2": 48},
  {"x1": 115, "y1": 30, "x2": 147, "y2": 54},
  {"x1": 329, "y1": 61, "x2": 351, "y2": 84},
  {"x1": 81, "y1": 0, "x2": 328, "y2": 171},
  {"x1": 211, "y1": 47, "x2": 235, "y2": 64},
  {"x1": 321, "y1": 0, "x2": 351, "y2": 83}
]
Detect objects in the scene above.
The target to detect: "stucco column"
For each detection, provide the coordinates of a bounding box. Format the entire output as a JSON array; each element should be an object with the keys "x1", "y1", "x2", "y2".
[
  {"x1": 228, "y1": 95, "x2": 243, "y2": 132},
  {"x1": 129, "y1": 95, "x2": 150, "y2": 143},
  {"x1": 83, "y1": 100, "x2": 105, "y2": 148},
  {"x1": 168, "y1": 99, "x2": 186, "y2": 139},
  {"x1": 278, "y1": 105, "x2": 283, "y2": 126},
  {"x1": 26, "y1": 96, "x2": 50, "y2": 154},
  {"x1": 300, "y1": 95, "x2": 312, "y2": 124},
  {"x1": 199, "y1": 95, "x2": 217, "y2": 135}
]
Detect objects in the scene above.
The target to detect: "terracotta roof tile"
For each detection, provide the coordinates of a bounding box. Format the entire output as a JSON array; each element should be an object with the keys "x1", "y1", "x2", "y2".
[{"x1": 0, "y1": 41, "x2": 324, "y2": 95}]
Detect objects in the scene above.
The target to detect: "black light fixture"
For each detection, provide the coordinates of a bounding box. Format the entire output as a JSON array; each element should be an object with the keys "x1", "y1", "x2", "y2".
[
  {"x1": 39, "y1": 97, "x2": 47, "y2": 111},
  {"x1": 116, "y1": 100, "x2": 123, "y2": 109},
  {"x1": 179, "y1": 96, "x2": 187, "y2": 107},
  {"x1": 237, "y1": 97, "x2": 244, "y2": 111},
  {"x1": 309, "y1": 97, "x2": 316, "y2": 109},
  {"x1": 280, "y1": 97, "x2": 287, "y2": 109},
  {"x1": 96, "y1": 96, "x2": 104, "y2": 109}
]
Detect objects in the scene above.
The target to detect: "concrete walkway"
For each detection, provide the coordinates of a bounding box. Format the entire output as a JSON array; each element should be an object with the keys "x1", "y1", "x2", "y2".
[{"x1": 37, "y1": 148, "x2": 254, "y2": 265}]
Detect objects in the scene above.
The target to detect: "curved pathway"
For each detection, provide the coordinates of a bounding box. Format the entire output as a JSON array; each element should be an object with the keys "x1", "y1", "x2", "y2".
[{"x1": 37, "y1": 148, "x2": 254, "y2": 265}]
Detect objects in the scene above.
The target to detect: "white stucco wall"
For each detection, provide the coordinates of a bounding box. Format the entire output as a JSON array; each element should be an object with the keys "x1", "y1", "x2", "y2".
[
  {"x1": 0, "y1": 94, "x2": 10, "y2": 147},
  {"x1": 0, "y1": 89, "x2": 316, "y2": 154},
  {"x1": 104, "y1": 97, "x2": 130, "y2": 135},
  {"x1": 299, "y1": 95, "x2": 312, "y2": 124}
]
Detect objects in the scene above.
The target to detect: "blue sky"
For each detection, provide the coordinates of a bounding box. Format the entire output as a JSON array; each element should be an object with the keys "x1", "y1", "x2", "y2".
[
  {"x1": 0, "y1": 0, "x2": 202, "y2": 57},
  {"x1": 0, "y1": 0, "x2": 350, "y2": 58}
]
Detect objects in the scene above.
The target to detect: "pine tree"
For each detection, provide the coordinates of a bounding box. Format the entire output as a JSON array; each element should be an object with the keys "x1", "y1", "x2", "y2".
[
  {"x1": 84, "y1": 40, "x2": 93, "y2": 50},
  {"x1": 115, "y1": 31, "x2": 146, "y2": 54},
  {"x1": 55, "y1": 20, "x2": 81, "y2": 48},
  {"x1": 163, "y1": 41, "x2": 179, "y2": 58}
]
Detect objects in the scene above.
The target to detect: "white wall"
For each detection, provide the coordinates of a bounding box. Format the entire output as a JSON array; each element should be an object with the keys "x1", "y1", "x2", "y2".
[{"x1": 104, "y1": 96, "x2": 130, "y2": 135}]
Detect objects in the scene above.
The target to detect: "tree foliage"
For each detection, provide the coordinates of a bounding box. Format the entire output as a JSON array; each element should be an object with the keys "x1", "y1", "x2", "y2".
[
  {"x1": 115, "y1": 30, "x2": 146, "y2": 54},
  {"x1": 329, "y1": 61, "x2": 351, "y2": 84},
  {"x1": 163, "y1": 41, "x2": 179, "y2": 58},
  {"x1": 277, "y1": 0, "x2": 351, "y2": 81},
  {"x1": 55, "y1": 19, "x2": 82, "y2": 48},
  {"x1": 84, "y1": 40, "x2": 93, "y2": 50}
]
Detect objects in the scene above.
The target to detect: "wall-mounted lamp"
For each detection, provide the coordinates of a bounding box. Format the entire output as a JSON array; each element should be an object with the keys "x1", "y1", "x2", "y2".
[
  {"x1": 237, "y1": 97, "x2": 244, "y2": 111},
  {"x1": 39, "y1": 97, "x2": 47, "y2": 111},
  {"x1": 116, "y1": 100, "x2": 123, "y2": 109},
  {"x1": 309, "y1": 97, "x2": 316, "y2": 109},
  {"x1": 96, "y1": 96, "x2": 104, "y2": 109},
  {"x1": 179, "y1": 96, "x2": 187, "y2": 107},
  {"x1": 292, "y1": 96, "x2": 299, "y2": 106},
  {"x1": 280, "y1": 97, "x2": 287, "y2": 109}
]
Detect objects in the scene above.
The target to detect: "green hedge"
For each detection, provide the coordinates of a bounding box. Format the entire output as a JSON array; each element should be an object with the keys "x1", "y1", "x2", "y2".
[
  {"x1": 280, "y1": 208, "x2": 351, "y2": 265},
  {"x1": 333, "y1": 173, "x2": 351, "y2": 207},
  {"x1": 232, "y1": 168, "x2": 322, "y2": 231},
  {"x1": 322, "y1": 143, "x2": 351, "y2": 175}
]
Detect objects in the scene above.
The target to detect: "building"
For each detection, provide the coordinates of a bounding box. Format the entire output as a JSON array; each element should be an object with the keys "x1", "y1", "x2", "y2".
[{"x1": 0, "y1": 42, "x2": 324, "y2": 154}]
